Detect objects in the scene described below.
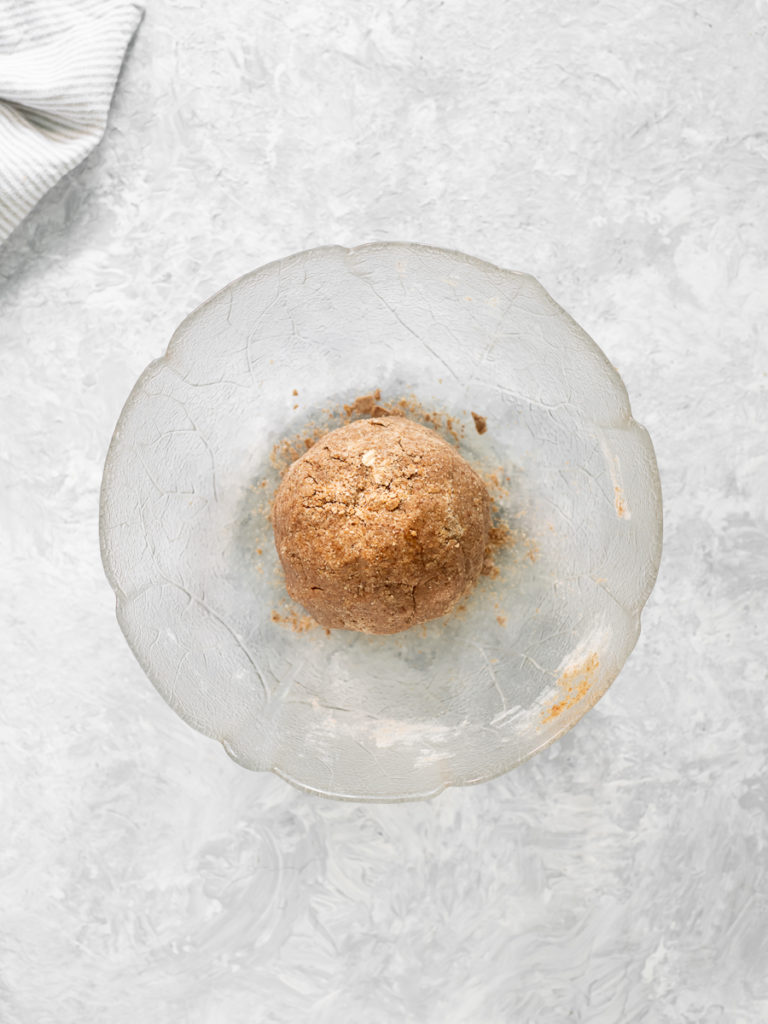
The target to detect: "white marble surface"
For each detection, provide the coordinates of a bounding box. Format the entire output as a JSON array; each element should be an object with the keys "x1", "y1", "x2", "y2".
[{"x1": 1, "y1": 1, "x2": 767, "y2": 1021}]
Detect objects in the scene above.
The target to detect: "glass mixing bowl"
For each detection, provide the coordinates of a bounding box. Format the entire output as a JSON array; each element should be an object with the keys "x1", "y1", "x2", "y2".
[{"x1": 99, "y1": 242, "x2": 662, "y2": 801}]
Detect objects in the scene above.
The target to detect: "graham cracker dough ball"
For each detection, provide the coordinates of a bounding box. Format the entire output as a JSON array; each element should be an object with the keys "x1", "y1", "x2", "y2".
[{"x1": 272, "y1": 416, "x2": 491, "y2": 634}]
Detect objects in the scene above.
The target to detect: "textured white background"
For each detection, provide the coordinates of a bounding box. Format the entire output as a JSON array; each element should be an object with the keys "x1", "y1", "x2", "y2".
[{"x1": 1, "y1": 1, "x2": 767, "y2": 1021}]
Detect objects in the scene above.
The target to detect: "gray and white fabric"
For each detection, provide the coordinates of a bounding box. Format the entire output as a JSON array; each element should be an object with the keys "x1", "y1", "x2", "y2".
[{"x1": 0, "y1": 0, "x2": 143, "y2": 243}]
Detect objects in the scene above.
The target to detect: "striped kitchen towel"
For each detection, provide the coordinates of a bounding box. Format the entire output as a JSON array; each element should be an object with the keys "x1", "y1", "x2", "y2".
[{"x1": 0, "y1": 0, "x2": 143, "y2": 244}]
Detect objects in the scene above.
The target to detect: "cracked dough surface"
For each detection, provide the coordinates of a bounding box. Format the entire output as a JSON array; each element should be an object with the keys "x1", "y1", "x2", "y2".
[{"x1": 272, "y1": 416, "x2": 491, "y2": 634}]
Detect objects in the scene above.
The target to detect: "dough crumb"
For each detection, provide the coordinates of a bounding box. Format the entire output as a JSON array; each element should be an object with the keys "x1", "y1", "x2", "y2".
[
  {"x1": 343, "y1": 389, "x2": 395, "y2": 419},
  {"x1": 471, "y1": 411, "x2": 487, "y2": 434},
  {"x1": 271, "y1": 607, "x2": 317, "y2": 633}
]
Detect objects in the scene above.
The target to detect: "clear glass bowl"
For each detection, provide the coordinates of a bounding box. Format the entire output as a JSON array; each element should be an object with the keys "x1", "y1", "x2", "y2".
[{"x1": 99, "y1": 242, "x2": 662, "y2": 801}]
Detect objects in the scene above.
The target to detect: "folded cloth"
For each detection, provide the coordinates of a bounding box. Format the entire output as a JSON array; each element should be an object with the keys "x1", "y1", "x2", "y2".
[{"x1": 0, "y1": 0, "x2": 143, "y2": 243}]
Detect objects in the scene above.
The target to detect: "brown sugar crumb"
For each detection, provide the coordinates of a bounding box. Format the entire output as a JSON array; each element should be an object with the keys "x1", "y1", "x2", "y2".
[
  {"x1": 480, "y1": 510, "x2": 540, "y2": 578},
  {"x1": 413, "y1": 405, "x2": 464, "y2": 443},
  {"x1": 271, "y1": 607, "x2": 317, "y2": 633},
  {"x1": 271, "y1": 426, "x2": 330, "y2": 475},
  {"x1": 471, "y1": 411, "x2": 487, "y2": 434},
  {"x1": 343, "y1": 388, "x2": 396, "y2": 419},
  {"x1": 541, "y1": 653, "x2": 600, "y2": 724},
  {"x1": 292, "y1": 389, "x2": 298, "y2": 396},
  {"x1": 482, "y1": 467, "x2": 511, "y2": 502},
  {"x1": 496, "y1": 614, "x2": 507, "y2": 627},
  {"x1": 513, "y1": 529, "x2": 539, "y2": 564},
  {"x1": 482, "y1": 521, "x2": 512, "y2": 577}
]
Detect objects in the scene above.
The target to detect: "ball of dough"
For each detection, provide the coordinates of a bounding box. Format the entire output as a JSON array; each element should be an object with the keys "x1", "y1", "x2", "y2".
[{"x1": 272, "y1": 416, "x2": 491, "y2": 634}]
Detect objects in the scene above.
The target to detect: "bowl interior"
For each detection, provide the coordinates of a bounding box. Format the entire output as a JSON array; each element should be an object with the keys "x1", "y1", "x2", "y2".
[{"x1": 100, "y1": 243, "x2": 662, "y2": 800}]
